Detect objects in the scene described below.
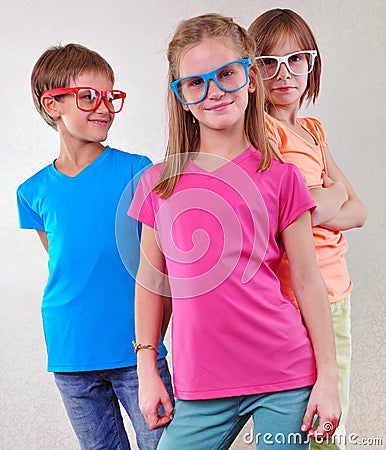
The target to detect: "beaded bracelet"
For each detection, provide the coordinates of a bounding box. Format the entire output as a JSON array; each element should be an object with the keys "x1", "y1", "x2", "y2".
[{"x1": 132, "y1": 341, "x2": 160, "y2": 355}]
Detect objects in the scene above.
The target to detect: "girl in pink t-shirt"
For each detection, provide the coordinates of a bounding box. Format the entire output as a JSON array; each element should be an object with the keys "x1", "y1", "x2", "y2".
[
  {"x1": 249, "y1": 9, "x2": 367, "y2": 449},
  {"x1": 130, "y1": 13, "x2": 341, "y2": 449}
]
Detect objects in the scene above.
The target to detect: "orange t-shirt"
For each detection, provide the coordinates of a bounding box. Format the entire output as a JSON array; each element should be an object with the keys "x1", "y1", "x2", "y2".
[{"x1": 265, "y1": 113, "x2": 352, "y2": 304}]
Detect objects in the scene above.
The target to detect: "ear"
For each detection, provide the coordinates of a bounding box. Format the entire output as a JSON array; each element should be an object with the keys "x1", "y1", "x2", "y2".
[
  {"x1": 182, "y1": 104, "x2": 190, "y2": 111},
  {"x1": 41, "y1": 95, "x2": 61, "y2": 120},
  {"x1": 248, "y1": 65, "x2": 258, "y2": 93}
]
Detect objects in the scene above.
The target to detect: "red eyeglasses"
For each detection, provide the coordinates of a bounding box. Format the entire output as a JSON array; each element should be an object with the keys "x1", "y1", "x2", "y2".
[{"x1": 41, "y1": 87, "x2": 126, "y2": 113}]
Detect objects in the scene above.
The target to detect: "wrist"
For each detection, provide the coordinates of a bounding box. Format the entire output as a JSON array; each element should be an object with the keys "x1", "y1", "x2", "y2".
[
  {"x1": 315, "y1": 365, "x2": 339, "y2": 383},
  {"x1": 132, "y1": 341, "x2": 160, "y2": 374},
  {"x1": 137, "y1": 355, "x2": 159, "y2": 377},
  {"x1": 132, "y1": 341, "x2": 160, "y2": 355}
]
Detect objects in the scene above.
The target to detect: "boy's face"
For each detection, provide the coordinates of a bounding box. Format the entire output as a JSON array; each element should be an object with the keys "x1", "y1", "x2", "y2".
[{"x1": 55, "y1": 72, "x2": 115, "y2": 145}]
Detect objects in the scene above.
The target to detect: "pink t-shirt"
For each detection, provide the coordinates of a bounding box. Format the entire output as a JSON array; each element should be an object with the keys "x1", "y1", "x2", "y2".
[{"x1": 129, "y1": 146, "x2": 317, "y2": 400}]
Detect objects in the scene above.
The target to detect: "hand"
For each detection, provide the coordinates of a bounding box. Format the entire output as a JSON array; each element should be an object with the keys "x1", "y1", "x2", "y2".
[
  {"x1": 322, "y1": 172, "x2": 348, "y2": 203},
  {"x1": 138, "y1": 372, "x2": 174, "y2": 430},
  {"x1": 321, "y1": 171, "x2": 333, "y2": 188},
  {"x1": 301, "y1": 379, "x2": 342, "y2": 440},
  {"x1": 310, "y1": 173, "x2": 348, "y2": 226}
]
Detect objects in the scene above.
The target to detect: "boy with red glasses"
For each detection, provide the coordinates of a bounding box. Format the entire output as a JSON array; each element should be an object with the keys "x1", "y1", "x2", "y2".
[{"x1": 16, "y1": 43, "x2": 173, "y2": 450}]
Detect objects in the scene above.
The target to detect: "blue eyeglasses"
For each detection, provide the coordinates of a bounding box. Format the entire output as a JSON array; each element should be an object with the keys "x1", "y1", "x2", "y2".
[{"x1": 170, "y1": 58, "x2": 252, "y2": 105}]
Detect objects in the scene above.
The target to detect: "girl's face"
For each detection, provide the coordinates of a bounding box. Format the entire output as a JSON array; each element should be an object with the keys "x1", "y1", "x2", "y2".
[
  {"x1": 262, "y1": 37, "x2": 308, "y2": 110},
  {"x1": 178, "y1": 37, "x2": 251, "y2": 135}
]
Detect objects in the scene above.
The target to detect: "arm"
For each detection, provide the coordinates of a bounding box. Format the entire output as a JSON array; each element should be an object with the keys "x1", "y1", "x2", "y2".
[
  {"x1": 135, "y1": 224, "x2": 174, "y2": 430},
  {"x1": 309, "y1": 178, "x2": 348, "y2": 226},
  {"x1": 269, "y1": 137, "x2": 347, "y2": 227},
  {"x1": 36, "y1": 230, "x2": 48, "y2": 251},
  {"x1": 282, "y1": 211, "x2": 341, "y2": 439},
  {"x1": 317, "y1": 146, "x2": 367, "y2": 231},
  {"x1": 161, "y1": 296, "x2": 172, "y2": 339}
]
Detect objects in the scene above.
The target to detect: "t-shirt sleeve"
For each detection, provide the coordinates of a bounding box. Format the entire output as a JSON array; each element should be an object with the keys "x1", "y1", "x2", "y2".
[
  {"x1": 306, "y1": 117, "x2": 328, "y2": 148},
  {"x1": 279, "y1": 164, "x2": 316, "y2": 233},
  {"x1": 130, "y1": 155, "x2": 153, "y2": 195},
  {"x1": 128, "y1": 167, "x2": 158, "y2": 230},
  {"x1": 16, "y1": 185, "x2": 44, "y2": 230},
  {"x1": 135, "y1": 155, "x2": 152, "y2": 179}
]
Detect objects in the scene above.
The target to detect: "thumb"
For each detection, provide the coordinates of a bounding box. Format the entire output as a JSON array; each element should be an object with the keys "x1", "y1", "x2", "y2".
[
  {"x1": 322, "y1": 171, "x2": 333, "y2": 187},
  {"x1": 162, "y1": 395, "x2": 174, "y2": 419},
  {"x1": 301, "y1": 404, "x2": 315, "y2": 433}
]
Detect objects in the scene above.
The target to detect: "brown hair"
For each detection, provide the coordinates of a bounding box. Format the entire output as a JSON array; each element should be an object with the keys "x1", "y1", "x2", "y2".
[
  {"x1": 31, "y1": 43, "x2": 115, "y2": 130},
  {"x1": 154, "y1": 13, "x2": 282, "y2": 198},
  {"x1": 248, "y1": 8, "x2": 321, "y2": 108}
]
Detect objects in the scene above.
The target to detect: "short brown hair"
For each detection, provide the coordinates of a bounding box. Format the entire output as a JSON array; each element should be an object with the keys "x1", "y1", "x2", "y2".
[
  {"x1": 31, "y1": 43, "x2": 115, "y2": 130},
  {"x1": 248, "y1": 9, "x2": 321, "y2": 107}
]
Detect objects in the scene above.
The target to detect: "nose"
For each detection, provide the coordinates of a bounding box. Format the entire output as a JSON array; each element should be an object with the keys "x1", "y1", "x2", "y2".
[
  {"x1": 276, "y1": 62, "x2": 291, "y2": 80},
  {"x1": 207, "y1": 79, "x2": 224, "y2": 99},
  {"x1": 95, "y1": 94, "x2": 110, "y2": 113}
]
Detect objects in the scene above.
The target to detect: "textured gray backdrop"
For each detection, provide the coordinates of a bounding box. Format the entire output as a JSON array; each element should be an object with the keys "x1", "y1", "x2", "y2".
[{"x1": 1, "y1": 1, "x2": 384, "y2": 449}]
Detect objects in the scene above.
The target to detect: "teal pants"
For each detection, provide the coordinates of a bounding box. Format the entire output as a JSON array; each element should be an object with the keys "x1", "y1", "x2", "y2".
[{"x1": 157, "y1": 386, "x2": 312, "y2": 450}]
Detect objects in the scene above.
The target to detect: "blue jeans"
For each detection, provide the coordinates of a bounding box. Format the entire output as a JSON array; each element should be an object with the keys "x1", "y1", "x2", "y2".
[
  {"x1": 54, "y1": 358, "x2": 174, "y2": 450},
  {"x1": 157, "y1": 386, "x2": 312, "y2": 450}
]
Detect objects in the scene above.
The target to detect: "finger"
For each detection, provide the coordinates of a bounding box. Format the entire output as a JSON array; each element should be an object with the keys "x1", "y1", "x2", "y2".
[
  {"x1": 301, "y1": 405, "x2": 315, "y2": 433},
  {"x1": 322, "y1": 172, "x2": 332, "y2": 186},
  {"x1": 161, "y1": 395, "x2": 174, "y2": 419},
  {"x1": 147, "y1": 413, "x2": 172, "y2": 429}
]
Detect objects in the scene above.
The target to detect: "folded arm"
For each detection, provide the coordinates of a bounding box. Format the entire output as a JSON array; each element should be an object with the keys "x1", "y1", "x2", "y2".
[{"x1": 312, "y1": 147, "x2": 367, "y2": 231}]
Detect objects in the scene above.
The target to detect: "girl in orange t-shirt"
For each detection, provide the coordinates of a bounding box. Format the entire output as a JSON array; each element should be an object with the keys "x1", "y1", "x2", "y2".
[{"x1": 249, "y1": 9, "x2": 367, "y2": 450}]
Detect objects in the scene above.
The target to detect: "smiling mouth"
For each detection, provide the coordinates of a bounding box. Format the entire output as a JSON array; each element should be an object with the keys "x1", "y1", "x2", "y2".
[
  {"x1": 205, "y1": 102, "x2": 233, "y2": 111},
  {"x1": 90, "y1": 119, "x2": 109, "y2": 125},
  {"x1": 274, "y1": 86, "x2": 295, "y2": 92}
]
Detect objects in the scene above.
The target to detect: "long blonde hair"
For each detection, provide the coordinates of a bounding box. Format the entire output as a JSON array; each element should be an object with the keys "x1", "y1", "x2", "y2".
[{"x1": 154, "y1": 13, "x2": 281, "y2": 198}]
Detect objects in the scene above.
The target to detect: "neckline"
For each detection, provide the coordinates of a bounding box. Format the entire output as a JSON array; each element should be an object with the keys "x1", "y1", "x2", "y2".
[
  {"x1": 50, "y1": 146, "x2": 111, "y2": 179},
  {"x1": 269, "y1": 114, "x2": 318, "y2": 147},
  {"x1": 187, "y1": 146, "x2": 254, "y2": 176}
]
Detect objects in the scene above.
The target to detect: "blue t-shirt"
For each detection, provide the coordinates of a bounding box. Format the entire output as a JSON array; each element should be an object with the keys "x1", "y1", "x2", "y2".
[{"x1": 17, "y1": 147, "x2": 167, "y2": 372}]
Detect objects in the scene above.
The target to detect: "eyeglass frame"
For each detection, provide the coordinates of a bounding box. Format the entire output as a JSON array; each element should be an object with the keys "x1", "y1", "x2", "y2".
[
  {"x1": 255, "y1": 50, "x2": 317, "y2": 80},
  {"x1": 169, "y1": 58, "x2": 252, "y2": 105},
  {"x1": 40, "y1": 87, "x2": 127, "y2": 113}
]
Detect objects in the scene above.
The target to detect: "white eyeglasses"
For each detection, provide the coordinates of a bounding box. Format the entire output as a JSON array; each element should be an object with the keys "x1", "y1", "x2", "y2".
[{"x1": 256, "y1": 50, "x2": 317, "y2": 80}]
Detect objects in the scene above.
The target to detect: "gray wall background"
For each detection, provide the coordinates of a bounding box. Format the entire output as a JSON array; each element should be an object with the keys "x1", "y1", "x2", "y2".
[{"x1": 0, "y1": 1, "x2": 384, "y2": 449}]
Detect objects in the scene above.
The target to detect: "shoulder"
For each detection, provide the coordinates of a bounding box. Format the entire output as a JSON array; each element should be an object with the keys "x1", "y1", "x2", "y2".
[
  {"x1": 298, "y1": 116, "x2": 326, "y2": 137},
  {"x1": 137, "y1": 161, "x2": 163, "y2": 185},
  {"x1": 269, "y1": 158, "x2": 301, "y2": 180},
  {"x1": 264, "y1": 111, "x2": 282, "y2": 132},
  {"x1": 264, "y1": 112, "x2": 287, "y2": 147},
  {"x1": 298, "y1": 116, "x2": 328, "y2": 147},
  {"x1": 248, "y1": 147, "x2": 300, "y2": 182},
  {"x1": 107, "y1": 147, "x2": 152, "y2": 170},
  {"x1": 17, "y1": 164, "x2": 52, "y2": 194}
]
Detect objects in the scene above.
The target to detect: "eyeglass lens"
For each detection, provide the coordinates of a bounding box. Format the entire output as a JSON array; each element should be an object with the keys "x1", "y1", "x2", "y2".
[
  {"x1": 76, "y1": 88, "x2": 124, "y2": 112},
  {"x1": 256, "y1": 52, "x2": 314, "y2": 80},
  {"x1": 177, "y1": 61, "x2": 248, "y2": 104}
]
